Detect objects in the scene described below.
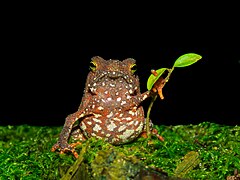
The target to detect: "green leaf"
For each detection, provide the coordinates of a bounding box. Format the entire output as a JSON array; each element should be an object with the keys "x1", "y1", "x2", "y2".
[
  {"x1": 147, "y1": 68, "x2": 167, "y2": 90},
  {"x1": 173, "y1": 53, "x2": 202, "y2": 68}
]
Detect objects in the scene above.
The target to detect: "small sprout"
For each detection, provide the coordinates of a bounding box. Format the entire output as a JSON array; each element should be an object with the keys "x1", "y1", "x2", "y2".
[{"x1": 145, "y1": 53, "x2": 203, "y2": 137}]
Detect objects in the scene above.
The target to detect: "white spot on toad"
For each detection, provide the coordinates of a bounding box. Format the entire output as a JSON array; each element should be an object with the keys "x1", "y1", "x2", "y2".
[
  {"x1": 118, "y1": 125, "x2": 126, "y2": 132},
  {"x1": 93, "y1": 118, "x2": 102, "y2": 123},
  {"x1": 107, "y1": 122, "x2": 117, "y2": 131},
  {"x1": 87, "y1": 121, "x2": 92, "y2": 125},
  {"x1": 93, "y1": 124, "x2": 102, "y2": 132},
  {"x1": 107, "y1": 112, "x2": 114, "y2": 118},
  {"x1": 126, "y1": 117, "x2": 132, "y2": 121},
  {"x1": 118, "y1": 129, "x2": 134, "y2": 140},
  {"x1": 121, "y1": 101, "x2": 126, "y2": 105},
  {"x1": 98, "y1": 106, "x2": 104, "y2": 110},
  {"x1": 129, "y1": 110, "x2": 135, "y2": 116},
  {"x1": 81, "y1": 122, "x2": 87, "y2": 130},
  {"x1": 143, "y1": 94, "x2": 148, "y2": 100}
]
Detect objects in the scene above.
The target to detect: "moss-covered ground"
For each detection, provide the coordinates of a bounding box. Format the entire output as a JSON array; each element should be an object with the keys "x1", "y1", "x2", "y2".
[{"x1": 0, "y1": 122, "x2": 239, "y2": 179}]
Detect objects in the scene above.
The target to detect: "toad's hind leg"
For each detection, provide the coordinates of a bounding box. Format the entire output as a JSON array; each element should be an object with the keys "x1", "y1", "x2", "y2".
[
  {"x1": 51, "y1": 109, "x2": 92, "y2": 158},
  {"x1": 71, "y1": 125, "x2": 87, "y2": 142}
]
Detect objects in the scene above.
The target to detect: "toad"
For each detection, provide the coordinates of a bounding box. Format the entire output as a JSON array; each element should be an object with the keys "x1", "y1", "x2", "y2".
[{"x1": 51, "y1": 56, "x2": 163, "y2": 158}]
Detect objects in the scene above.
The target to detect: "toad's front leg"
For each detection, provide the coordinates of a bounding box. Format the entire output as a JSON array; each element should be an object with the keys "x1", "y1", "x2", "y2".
[
  {"x1": 130, "y1": 78, "x2": 166, "y2": 108},
  {"x1": 51, "y1": 110, "x2": 88, "y2": 158}
]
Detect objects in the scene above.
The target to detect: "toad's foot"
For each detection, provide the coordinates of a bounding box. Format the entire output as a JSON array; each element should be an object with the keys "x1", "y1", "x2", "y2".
[{"x1": 51, "y1": 141, "x2": 81, "y2": 158}]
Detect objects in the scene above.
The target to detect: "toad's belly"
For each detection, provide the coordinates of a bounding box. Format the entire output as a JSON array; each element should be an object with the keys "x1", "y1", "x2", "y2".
[{"x1": 79, "y1": 108, "x2": 145, "y2": 144}]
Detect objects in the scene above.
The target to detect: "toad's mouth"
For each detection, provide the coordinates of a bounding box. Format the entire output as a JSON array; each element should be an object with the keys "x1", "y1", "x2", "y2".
[{"x1": 92, "y1": 71, "x2": 134, "y2": 84}]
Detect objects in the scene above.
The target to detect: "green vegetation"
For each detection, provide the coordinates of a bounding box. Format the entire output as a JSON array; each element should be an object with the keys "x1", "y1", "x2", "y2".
[{"x1": 0, "y1": 122, "x2": 239, "y2": 179}]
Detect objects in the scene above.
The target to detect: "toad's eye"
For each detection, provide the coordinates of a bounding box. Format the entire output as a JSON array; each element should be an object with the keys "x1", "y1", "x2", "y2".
[
  {"x1": 130, "y1": 64, "x2": 137, "y2": 74},
  {"x1": 89, "y1": 61, "x2": 97, "y2": 71}
]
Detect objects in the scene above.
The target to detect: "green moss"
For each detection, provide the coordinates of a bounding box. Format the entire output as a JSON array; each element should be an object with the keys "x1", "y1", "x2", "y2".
[
  {"x1": 0, "y1": 125, "x2": 75, "y2": 179},
  {"x1": 0, "y1": 122, "x2": 239, "y2": 179}
]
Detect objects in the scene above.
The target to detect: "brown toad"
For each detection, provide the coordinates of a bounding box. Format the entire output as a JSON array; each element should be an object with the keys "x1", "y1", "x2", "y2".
[{"x1": 51, "y1": 56, "x2": 163, "y2": 158}]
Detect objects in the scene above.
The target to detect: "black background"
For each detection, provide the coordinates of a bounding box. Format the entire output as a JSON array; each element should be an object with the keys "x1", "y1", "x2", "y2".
[
  {"x1": 1, "y1": 7, "x2": 239, "y2": 127},
  {"x1": 1, "y1": 44, "x2": 239, "y2": 127}
]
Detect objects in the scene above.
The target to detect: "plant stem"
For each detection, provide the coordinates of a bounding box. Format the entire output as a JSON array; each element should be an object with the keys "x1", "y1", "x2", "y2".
[
  {"x1": 146, "y1": 93, "x2": 157, "y2": 137},
  {"x1": 164, "y1": 67, "x2": 174, "y2": 84}
]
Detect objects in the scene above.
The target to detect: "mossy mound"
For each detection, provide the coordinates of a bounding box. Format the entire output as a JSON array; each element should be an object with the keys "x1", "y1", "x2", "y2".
[{"x1": 0, "y1": 122, "x2": 239, "y2": 179}]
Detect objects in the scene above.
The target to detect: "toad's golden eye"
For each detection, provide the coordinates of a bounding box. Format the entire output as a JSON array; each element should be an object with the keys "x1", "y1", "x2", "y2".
[
  {"x1": 89, "y1": 61, "x2": 97, "y2": 71},
  {"x1": 130, "y1": 64, "x2": 137, "y2": 74}
]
